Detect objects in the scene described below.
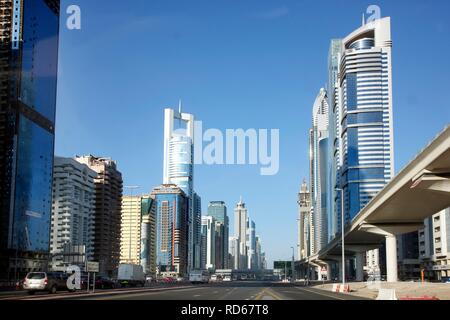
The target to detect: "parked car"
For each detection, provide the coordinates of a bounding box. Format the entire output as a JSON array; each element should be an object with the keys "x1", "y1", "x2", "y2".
[
  {"x1": 95, "y1": 276, "x2": 116, "y2": 289},
  {"x1": 23, "y1": 272, "x2": 71, "y2": 295},
  {"x1": 223, "y1": 276, "x2": 232, "y2": 282}
]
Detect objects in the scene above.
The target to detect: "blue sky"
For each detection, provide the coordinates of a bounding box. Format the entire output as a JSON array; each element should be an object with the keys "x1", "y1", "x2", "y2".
[{"x1": 56, "y1": 0, "x2": 450, "y2": 266}]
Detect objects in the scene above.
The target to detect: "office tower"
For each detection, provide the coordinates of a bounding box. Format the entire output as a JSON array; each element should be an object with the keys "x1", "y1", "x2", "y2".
[
  {"x1": 234, "y1": 198, "x2": 248, "y2": 270},
  {"x1": 207, "y1": 201, "x2": 229, "y2": 269},
  {"x1": 120, "y1": 195, "x2": 143, "y2": 265},
  {"x1": 0, "y1": 0, "x2": 60, "y2": 281},
  {"x1": 327, "y1": 39, "x2": 343, "y2": 240},
  {"x1": 419, "y1": 208, "x2": 450, "y2": 281},
  {"x1": 337, "y1": 17, "x2": 395, "y2": 272},
  {"x1": 201, "y1": 216, "x2": 216, "y2": 270},
  {"x1": 163, "y1": 107, "x2": 197, "y2": 272},
  {"x1": 338, "y1": 17, "x2": 394, "y2": 223},
  {"x1": 140, "y1": 195, "x2": 156, "y2": 276},
  {"x1": 297, "y1": 180, "x2": 311, "y2": 260},
  {"x1": 50, "y1": 157, "x2": 96, "y2": 271},
  {"x1": 255, "y1": 235, "x2": 262, "y2": 270},
  {"x1": 309, "y1": 88, "x2": 329, "y2": 253},
  {"x1": 229, "y1": 236, "x2": 239, "y2": 270},
  {"x1": 247, "y1": 219, "x2": 256, "y2": 270},
  {"x1": 193, "y1": 193, "x2": 202, "y2": 270},
  {"x1": 76, "y1": 156, "x2": 123, "y2": 277},
  {"x1": 151, "y1": 184, "x2": 188, "y2": 277}
]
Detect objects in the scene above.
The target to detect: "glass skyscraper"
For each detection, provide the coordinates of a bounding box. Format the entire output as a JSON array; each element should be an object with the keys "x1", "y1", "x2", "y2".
[
  {"x1": 207, "y1": 201, "x2": 229, "y2": 269},
  {"x1": 0, "y1": 0, "x2": 60, "y2": 281},
  {"x1": 338, "y1": 17, "x2": 394, "y2": 222},
  {"x1": 152, "y1": 184, "x2": 189, "y2": 276}
]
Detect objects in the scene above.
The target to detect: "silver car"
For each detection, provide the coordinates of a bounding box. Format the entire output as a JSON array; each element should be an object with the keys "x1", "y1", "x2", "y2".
[{"x1": 23, "y1": 272, "x2": 70, "y2": 295}]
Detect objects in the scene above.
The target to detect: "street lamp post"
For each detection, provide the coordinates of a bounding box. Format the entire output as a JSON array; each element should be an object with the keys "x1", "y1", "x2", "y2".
[
  {"x1": 291, "y1": 246, "x2": 295, "y2": 282},
  {"x1": 336, "y1": 188, "x2": 345, "y2": 287}
]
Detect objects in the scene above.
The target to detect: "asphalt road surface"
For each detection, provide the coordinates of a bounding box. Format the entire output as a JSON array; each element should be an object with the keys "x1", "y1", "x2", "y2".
[{"x1": 0, "y1": 282, "x2": 368, "y2": 300}]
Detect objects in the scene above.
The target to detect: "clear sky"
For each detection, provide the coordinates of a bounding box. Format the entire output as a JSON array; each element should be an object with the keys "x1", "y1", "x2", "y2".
[{"x1": 56, "y1": 0, "x2": 450, "y2": 267}]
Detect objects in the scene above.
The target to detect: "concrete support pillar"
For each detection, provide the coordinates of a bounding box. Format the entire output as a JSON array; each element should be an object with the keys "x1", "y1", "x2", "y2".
[
  {"x1": 337, "y1": 259, "x2": 343, "y2": 282},
  {"x1": 326, "y1": 263, "x2": 332, "y2": 281},
  {"x1": 355, "y1": 252, "x2": 364, "y2": 282},
  {"x1": 386, "y1": 235, "x2": 398, "y2": 282}
]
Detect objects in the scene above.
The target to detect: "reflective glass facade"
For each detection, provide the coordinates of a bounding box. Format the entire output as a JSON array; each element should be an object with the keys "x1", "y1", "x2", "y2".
[{"x1": 0, "y1": 0, "x2": 59, "y2": 280}]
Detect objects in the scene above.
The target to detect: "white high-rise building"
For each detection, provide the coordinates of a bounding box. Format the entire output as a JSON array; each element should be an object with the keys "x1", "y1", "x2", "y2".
[
  {"x1": 201, "y1": 216, "x2": 216, "y2": 270},
  {"x1": 50, "y1": 157, "x2": 96, "y2": 270},
  {"x1": 309, "y1": 88, "x2": 329, "y2": 254},
  {"x1": 234, "y1": 198, "x2": 248, "y2": 270},
  {"x1": 229, "y1": 236, "x2": 239, "y2": 270},
  {"x1": 163, "y1": 106, "x2": 200, "y2": 272}
]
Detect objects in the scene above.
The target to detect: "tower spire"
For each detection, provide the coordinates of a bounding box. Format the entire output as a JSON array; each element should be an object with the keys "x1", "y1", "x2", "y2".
[
  {"x1": 178, "y1": 99, "x2": 182, "y2": 114},
  {"x1": 362, "y1": 13, "x2": 365, "y2": 26}
]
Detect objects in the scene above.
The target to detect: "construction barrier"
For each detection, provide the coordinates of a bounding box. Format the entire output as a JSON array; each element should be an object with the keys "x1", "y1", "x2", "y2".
[
  {"x1": 331, "y1": 284, "x2": 340, "y2": 292},
  {"x1": 376, "y1": 289, "x2": 398, "y2": 300},
  {"x1": 339, "y1": 285, "x2": 351, "y2": 293}
]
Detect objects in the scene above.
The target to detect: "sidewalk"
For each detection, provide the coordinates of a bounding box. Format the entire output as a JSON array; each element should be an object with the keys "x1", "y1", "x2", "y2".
[{"x1": 312, "y1": 281, "x2": 450, "y2": 300}]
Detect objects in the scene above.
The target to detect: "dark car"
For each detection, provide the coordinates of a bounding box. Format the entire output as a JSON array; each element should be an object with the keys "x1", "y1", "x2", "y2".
[{"x1": 95, "y1": 276, "x2": 116, "y2": 289}]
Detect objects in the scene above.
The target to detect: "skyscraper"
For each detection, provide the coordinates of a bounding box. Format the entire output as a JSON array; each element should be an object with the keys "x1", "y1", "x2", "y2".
[
  {"x1": 120, "y1": 195, "x2": 143, "y2": 265},
  {"x1": 309, "y1": 88, "x2": 330, "y2": 253},
  {"x1": 76, "y1": 156, "x2": 123, "y2": 277},
  {"x1": 247, "y1": 219, "x2": 256, "y2": 270},
  {"x1": 229, "y1": 236, "x2": 239, "y2": 270},
  {"x1": 163, "y1": 107, "x2": 199, "y2": 272},
  {"x1": 297, "y1": 180, "x2": 311, "y2": 260},
  {"x1": 50, "y1": 157, "x2": 96, "y2": 271},
  {"x1": 234, "y1": 198, "x2": 248, "y2": 270},
  {"x1": 0, "y1": 0, "x2": 60, "y2": 281},
  {"x1": 338, "y1": 17, "x2": 394, "y2": 272},
  {"x1": 207, "y1": 201, "x2": 229, "y2": 269},
  {"x1": 152, "y1": 184, "x2": 188, "y2": 277},
  {"x1": 338, "y1": 17, "x2": 394, "y2": 223},
  {"x1": 140, "y1": 195, "x2": 156, "y2": 276},
  {"x1": 327, "y1": 39, "x2": 343, "y2": 241},
  {"x1": 201, "y1": 216, "x2": 216, "y2": 270}
]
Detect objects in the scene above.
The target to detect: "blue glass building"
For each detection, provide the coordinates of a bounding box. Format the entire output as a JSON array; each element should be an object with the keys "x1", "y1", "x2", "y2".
[
  {"x1": 0, "y1": 0, "x2": 60, "y2": 281},
  {"x1": 152, "y1": 185, "x2": 189, "y2": 276}
]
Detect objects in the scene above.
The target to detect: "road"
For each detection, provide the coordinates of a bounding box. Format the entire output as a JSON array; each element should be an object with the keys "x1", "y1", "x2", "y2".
[{"x1": 0, "y1": 281, "x2": 368, "y2": 300}]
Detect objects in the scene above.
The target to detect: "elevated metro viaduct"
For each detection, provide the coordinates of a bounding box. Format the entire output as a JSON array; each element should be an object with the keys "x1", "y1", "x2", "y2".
[{"x1": 298, "y1": 126, "x2": 450, "y2": 282}]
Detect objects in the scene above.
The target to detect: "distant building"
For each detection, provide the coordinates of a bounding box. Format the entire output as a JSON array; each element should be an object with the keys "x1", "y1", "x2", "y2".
[
  {"x1": 247, "y1": 219, "x2": 256, "y2": 270},
  {"x1": 152, "y1": 184, "x2": 188, "y2": 277},
  {"x1": 163, "y1": 107, "x2": 196, "y2": 272},
  {"x1": 297, "y1": 180, "x2": 311, "y2": 260},
  {"x1": 120, "y1": 196, "x2": 143, "y2": 265},
  {"x1": 229, "y1": 236, "x2": 239, "y2": 270},
  {"x1": 50, "y1": 157, "x2": 96, "y2": 271},
  {"x1": 208, "y1": 201, "x2": 229, "y2": 269},
  {"x1": 76, "y1": 156, "x2": 123, "y2": 277},
  {"x1": 140, "y1": 195, "x2": 156, "y2": 276},
  {"x1": 201, "y1": 216, "x2": 216, "y2": 270},
  {"x1": 234, "y1": 198, "x2": 248, "y2": 270},
  {"x1": 309, "y1": 88, "x2": 329, "y2": 254}
]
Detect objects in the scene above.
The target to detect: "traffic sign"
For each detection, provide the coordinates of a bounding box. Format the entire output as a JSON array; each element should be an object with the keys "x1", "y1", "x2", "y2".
[{"x1": 86, "y1": 261, "x2": 99, "y2": 273}]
